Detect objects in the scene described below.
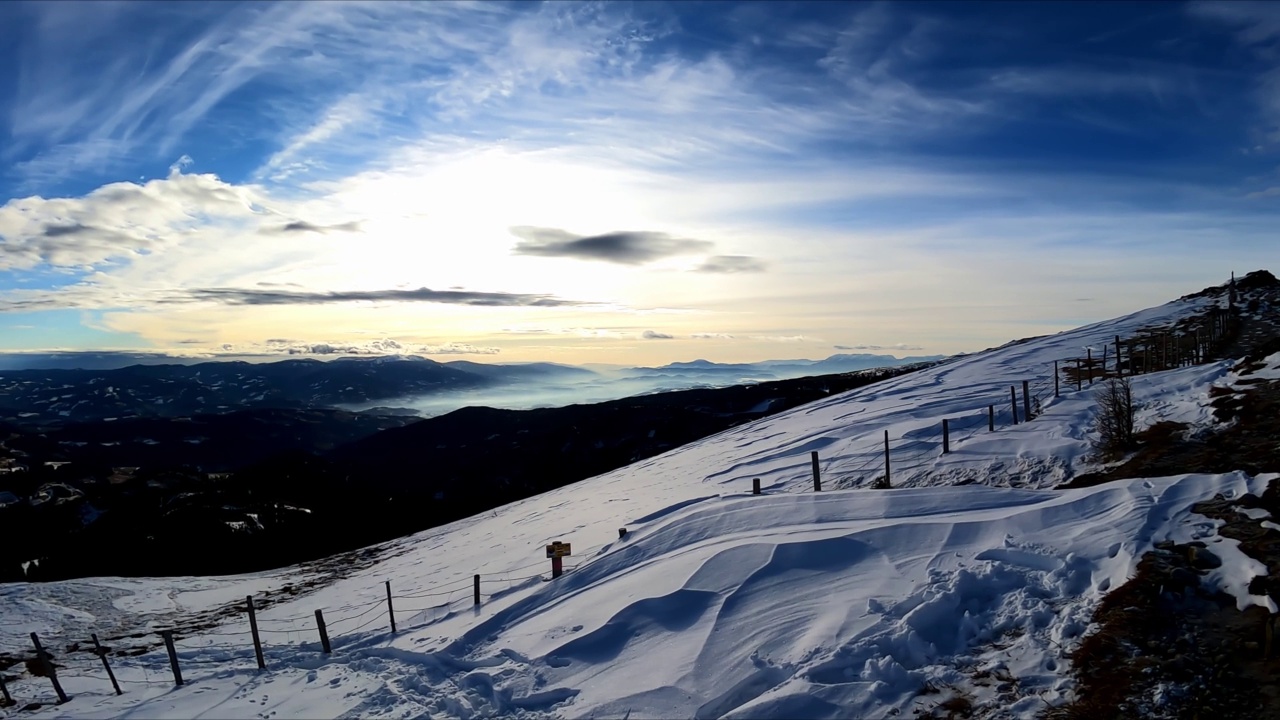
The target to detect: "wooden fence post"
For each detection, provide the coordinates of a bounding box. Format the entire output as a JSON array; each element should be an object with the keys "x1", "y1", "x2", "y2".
[
  {"x1": 0, "y1": 671, "x2": 12, "y2": 707},
  {"x1": 91, "y1": 633, "x2": 122, "y2": 695},
  {"x1": 1075, "y1": 359, "x2": 1082, "y2": 390},
  {"x1": 941, "y1": 419, "x2": 950, "y2": 454},
  {"x1": 752, "y1": 478, "x2": 761, "y2": 495},
  {"x1": 1086, "y1": 348, "x2": 1093, "y2": 384},
  {"x1": 247, "y1": 595, "x2": 265, "y2": 670},
  {"x1": 811, "y1": 450, "x2": 821, "y2": 492},
  {"x1": 1101, "y1": 345, "x2": 1109, "y2": 375},
  {"x1": 988, "y1": 404, "x2": 994, "y2": 432},
  {"x1": 386, "y1": 581, "x2": 397, "y2": 634},
  {"x1": 1115, "y1": 335, "x2": 1122, "y2": 376},
  {"x1": 29, "y1": 633, "x2": 68, "y2": 703},
  {"x1": 474, "y1": 574, "x2": 481, "y2": 606},
  {"x1": 1010, "y1": 386, "x2": 1019, "y2": 424},
  {"x1": 618, "y1": 527, "x2": 628, "y2": 538},
  {"x1": 882, "y1": 430, "x2": 891, "y2": 488},
  {"x1": 314, "y1": 610, "x2": 332, "y2": 654},
  {"x1": 1022, "y1": 380, "x2": 1031, "y2": 420},
  {"x1": 1054, "y1": 361, "x2": 1060, "y2": 397},
  {"x1": 160, "y1": 630, "x2": 183, "y2": 687}
]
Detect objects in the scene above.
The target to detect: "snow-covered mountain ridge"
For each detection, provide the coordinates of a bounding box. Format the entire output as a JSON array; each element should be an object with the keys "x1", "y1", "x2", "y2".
[{"x1": 2, "y1": 278, "x2": 1276, "y2": 719}]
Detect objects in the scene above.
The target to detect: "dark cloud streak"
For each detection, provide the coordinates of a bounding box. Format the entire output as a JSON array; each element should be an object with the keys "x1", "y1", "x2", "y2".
[
  {"x1": 185, "y1": 286, "x2": 589, "y2": 307},
  {"x1": 267, "y1": 220, "x2": 364, "y2": 235},
  {"x1": 695, "y1": 255, "x2": 768, "y2": 274},
  {"x1": 511, "y1": 226, "x2": 713, "y2": 264}
]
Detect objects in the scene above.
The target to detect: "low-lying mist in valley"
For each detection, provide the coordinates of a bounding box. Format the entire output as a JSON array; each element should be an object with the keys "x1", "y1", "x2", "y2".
[{"x1": 338, "y1": 367, "x2": 782, "y2": 417}]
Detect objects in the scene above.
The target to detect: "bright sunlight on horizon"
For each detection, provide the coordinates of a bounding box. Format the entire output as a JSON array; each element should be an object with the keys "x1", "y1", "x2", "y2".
[{"x1": 1, "y1": 1, "x2": 1278, "y2": 366}]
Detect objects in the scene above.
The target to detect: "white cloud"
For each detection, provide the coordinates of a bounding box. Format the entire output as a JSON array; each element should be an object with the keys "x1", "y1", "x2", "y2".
[{"x1": 0, "y1": 168, "x2": 263, "y2": 271}]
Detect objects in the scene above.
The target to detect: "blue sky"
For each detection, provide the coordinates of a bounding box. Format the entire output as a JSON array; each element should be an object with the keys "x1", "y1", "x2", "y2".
[{"x1": 0, "y1": 0, "x2": 1277, "y2": 365}]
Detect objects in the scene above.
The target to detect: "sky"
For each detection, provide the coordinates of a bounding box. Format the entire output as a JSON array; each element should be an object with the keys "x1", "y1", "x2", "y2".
[{"x1": 0, "y1": 0, "x2": 1278, "y2": 367}]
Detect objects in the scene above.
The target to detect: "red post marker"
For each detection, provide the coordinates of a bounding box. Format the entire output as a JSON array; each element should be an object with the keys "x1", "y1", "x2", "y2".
[{"x1": 551, "y1": 556, "x2": 563, "y2": 578}]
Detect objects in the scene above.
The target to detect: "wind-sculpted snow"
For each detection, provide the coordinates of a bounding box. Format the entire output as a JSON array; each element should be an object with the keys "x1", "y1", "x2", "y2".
[{"x1": 0, "y1": 289, "x2": 1266, "y2": 719}]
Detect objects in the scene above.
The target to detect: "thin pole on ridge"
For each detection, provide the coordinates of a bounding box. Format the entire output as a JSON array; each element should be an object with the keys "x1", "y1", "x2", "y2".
[
  {"x1": 30, "y1": 633, "x2": 68, "y2": 702},
  {"x1": 882, "y1": 430, "x2": 891, "y2": 488},
  {"x1": 91, "y1": 633, "x2": 122, "y2": 695},
  {"x1": 988, "y1": 404, "x2": 994, "y2": 432},
  {"x1": 942, "y1": 419, "x2": 950, "y2": 454},
  {"x1": 811, "y1": 451, "x2": 822, "y2": 492},
  {"x1": 1054, "y1": 361, "x2": 1060, "y2": 397},
  {"x1": 1022, "y1": 380, "x2": 1031, "y2": 421},
  {"x1": 1010, "y1": 386, "x2": 1019, "y2": 424},
  {"x1": 314, "y1": 610, "x2": 332, "y2": 654},
  {"x1": 386, "y1": 581, "x2": 397, "y2": 634},
  {"x1": 160, "y1": 630, "x2": 183, "y2": 687},
  {"x1": 247, "y1": 596, "x2": 266, "y2": 670}
]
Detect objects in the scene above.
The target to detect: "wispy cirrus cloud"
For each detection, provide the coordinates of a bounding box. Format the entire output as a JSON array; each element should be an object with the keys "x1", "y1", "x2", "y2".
[
  {"x1": 3, "y1": 1, "x2": 1279, "y2": 366},
  {"x1": 1189, "y1": 1, "x2": 1280, "y2": 145}
]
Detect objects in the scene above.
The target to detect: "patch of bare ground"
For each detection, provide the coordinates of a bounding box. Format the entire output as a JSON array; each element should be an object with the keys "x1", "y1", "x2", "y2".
[
  {"x1": 914, "y1": 684, "x2": 977, "y2": 719},
  {"x1": 1043, "y1": 532, "x2": 1270, "y2": 719}
]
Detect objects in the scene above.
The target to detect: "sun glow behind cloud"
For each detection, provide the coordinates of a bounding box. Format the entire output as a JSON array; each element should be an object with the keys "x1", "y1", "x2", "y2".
[{"x1": 1, "y1": 1, "x2": 1279, "y2": 365}]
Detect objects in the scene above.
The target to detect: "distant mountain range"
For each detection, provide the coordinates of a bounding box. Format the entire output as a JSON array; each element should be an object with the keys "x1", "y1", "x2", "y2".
[
  {"x1": 0, "y1": 352, "x2": 939, "y2": 426},
  {"x1": 0, "y1": 357, "x2": 593, "y2": 426},
  {"x1": 628, "y1": 353, "x2": 944, "y2": 380}
]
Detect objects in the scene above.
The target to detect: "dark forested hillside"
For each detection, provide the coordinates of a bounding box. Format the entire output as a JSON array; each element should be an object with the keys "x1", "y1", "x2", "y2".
[{"x1": 0, "y1": 363, "x2": 936, "y2": 581}]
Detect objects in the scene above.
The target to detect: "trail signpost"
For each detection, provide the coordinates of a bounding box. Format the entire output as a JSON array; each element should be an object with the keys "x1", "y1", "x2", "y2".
[{"x1": 546, "y1": 541, "x2": 572, "y2": 579}]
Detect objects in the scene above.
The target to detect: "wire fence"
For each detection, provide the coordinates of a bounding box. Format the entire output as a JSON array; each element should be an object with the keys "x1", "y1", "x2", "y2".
[
  {"x1": 0, "y1": 538, "x2": 612, "y2": 711},
  {"x1": 812, "y1": 311, "x2": 1236, "y2": 491}
]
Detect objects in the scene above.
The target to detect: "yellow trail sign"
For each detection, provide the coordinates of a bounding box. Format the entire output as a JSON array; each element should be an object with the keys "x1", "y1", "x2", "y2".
[{"x1": 545, "y1": 541, "x2": 572, "y2": 558}]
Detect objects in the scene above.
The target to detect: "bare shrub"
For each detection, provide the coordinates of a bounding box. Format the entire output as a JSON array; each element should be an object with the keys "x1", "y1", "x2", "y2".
[{"x1": 1093, "y1": 376, "x2": 1137, "y2": 456}]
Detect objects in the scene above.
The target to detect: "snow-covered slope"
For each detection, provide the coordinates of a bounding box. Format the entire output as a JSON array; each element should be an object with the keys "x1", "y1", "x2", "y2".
[{"x1": 1, "y1": 289, "x2": 1265, "y2": 719}]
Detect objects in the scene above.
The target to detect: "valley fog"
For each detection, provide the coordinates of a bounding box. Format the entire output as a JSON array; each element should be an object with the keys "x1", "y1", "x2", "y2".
[{"x1": 338, "y1": 369, "x2": 782, "y2": 417}]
